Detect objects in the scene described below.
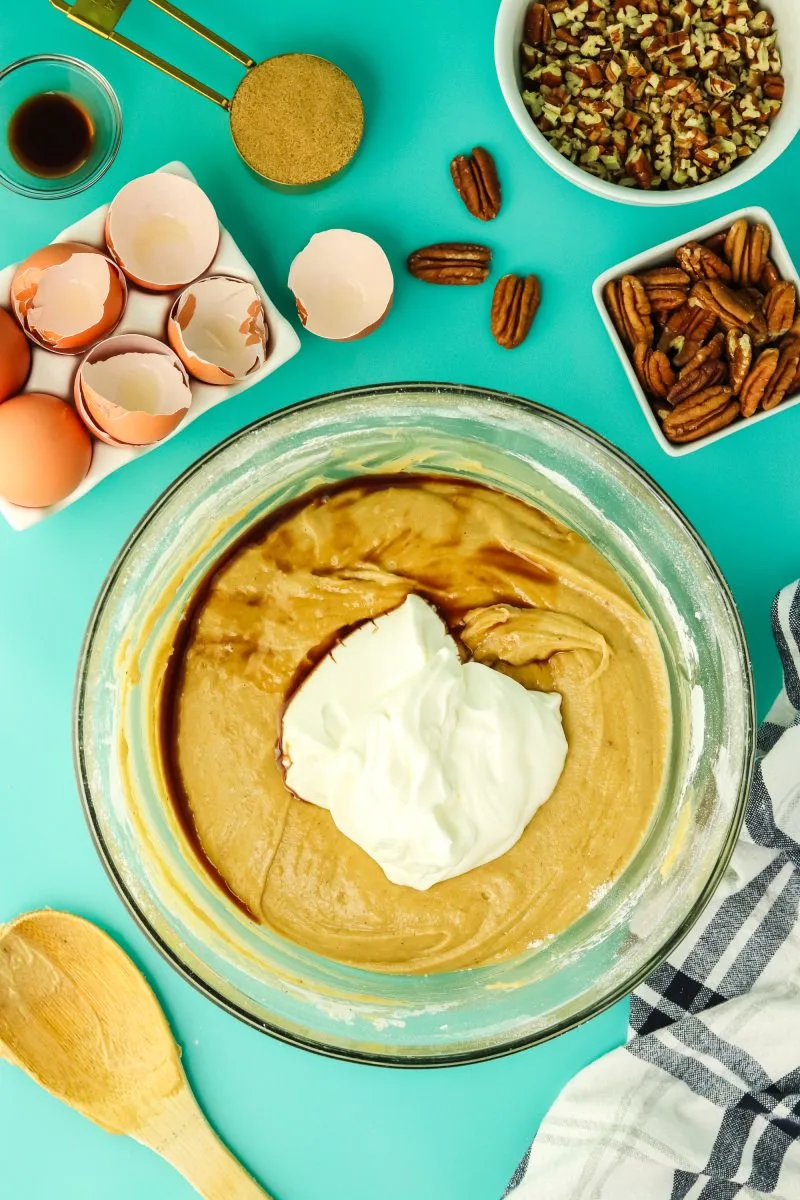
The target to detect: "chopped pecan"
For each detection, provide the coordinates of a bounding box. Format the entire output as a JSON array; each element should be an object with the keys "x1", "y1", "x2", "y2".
[
  {"x1": 667, "y1": 359, "x2": 726, "y2": 406},
  {"x1": 726, "y1": 330, "x2": 753, "y2": 396},
  {"x1": 450, "y1": 147, "x2": 502, "y2": 222},
  {"x1": 763, "y1": 281, "x2": 797, "y2": 340},
  {"x1": 676, "y1": 241, "x2": 732, "y2": 283},
  {"x1": 689, "y1": 279, "x2": 757, "y2": 327},
  {"x1": 491, "y1": 274, "x2": 541, "y2": 349},
  {"x1": 725, "y1": 219, "x2": 771, "y2": 286},
  {"x1": 739, "y1": 347, "x2": 779, "y2": 417},
  {"x1": 661, "y1": 386, "x2": 738, "y2": 444},
  {"x1": 764, "y1": 74, "x2": 785, "y2": 100},
  {"x1": 633, "y1": 342, "x2": 676, "y2": 401},
  {"x1": 763, "y1": 341, "x2": 800, "y2": 411},
  {"x1": 407, "y1": 243, "x2": 491, "y2": 285},
  {"x1": 524, "y1": 2, "x2": 551, "y2": 46}
]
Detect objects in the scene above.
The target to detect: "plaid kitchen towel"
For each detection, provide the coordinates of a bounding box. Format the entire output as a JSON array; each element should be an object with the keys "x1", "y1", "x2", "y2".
[{"x1": 506, "y1": 581, "x2": 800, "y2": 1200}]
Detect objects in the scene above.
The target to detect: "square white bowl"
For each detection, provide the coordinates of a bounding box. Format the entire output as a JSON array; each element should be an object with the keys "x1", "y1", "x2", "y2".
[{"x1": 592, "y1": 206, "x2": 800, "y2": 456}]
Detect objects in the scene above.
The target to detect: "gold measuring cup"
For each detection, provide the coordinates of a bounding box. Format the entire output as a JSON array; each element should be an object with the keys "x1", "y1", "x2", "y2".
[{"x1": 50, "y1": 0, "x2": 365, "y2": 187}]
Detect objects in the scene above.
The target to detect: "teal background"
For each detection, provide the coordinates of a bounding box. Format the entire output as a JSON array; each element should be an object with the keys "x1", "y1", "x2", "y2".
[{"x1": 1, "y1": 3, "x2": 798, "y2": 1197}]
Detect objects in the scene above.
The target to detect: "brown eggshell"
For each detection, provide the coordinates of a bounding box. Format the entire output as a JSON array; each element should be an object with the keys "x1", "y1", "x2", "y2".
[
  {"x1": 105, "y1": 173, "x2": 220, "y2": 292},
  {"x1": 77, "y1": 333, "x2": 192, "y2": 446},
  {"x1": 0, "y1": 393, "x2": 92, "y2": 508},
  {"x1": 0, "y1": 308, "x2": 31, "y2": 402},
  {"x1": 167, "y1": 275, "x2": 268, "y2": 384},
  {"x1": 287, "y1": 229, "x2": 394, "y2": 341},
  {"x1": 10, "y1": 242, "x2": 127, "y2": 354},
  {"x1": 72, "y1": 373, "x2": 129, "y2": 447}
]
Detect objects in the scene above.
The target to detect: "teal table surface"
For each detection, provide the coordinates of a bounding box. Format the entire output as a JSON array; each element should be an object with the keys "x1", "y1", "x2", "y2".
[{"x1": 1, "y1": 3, "x2": 798, "y2": 1198}]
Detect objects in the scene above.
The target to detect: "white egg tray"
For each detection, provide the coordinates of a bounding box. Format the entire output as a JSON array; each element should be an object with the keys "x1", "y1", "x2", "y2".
[{"x1": 0, "y1": 162, "x2": 301, "y2": 531}]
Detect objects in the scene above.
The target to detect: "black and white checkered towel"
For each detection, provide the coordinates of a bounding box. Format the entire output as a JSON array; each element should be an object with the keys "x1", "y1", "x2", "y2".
[{"x1": 506, "y1": 581, "x2": 800, "y2": 1200}]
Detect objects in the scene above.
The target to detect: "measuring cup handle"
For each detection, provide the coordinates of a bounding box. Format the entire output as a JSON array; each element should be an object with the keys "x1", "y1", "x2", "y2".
[{"x1": 49, "y1": 0, "x2": 256, "y2": 110}]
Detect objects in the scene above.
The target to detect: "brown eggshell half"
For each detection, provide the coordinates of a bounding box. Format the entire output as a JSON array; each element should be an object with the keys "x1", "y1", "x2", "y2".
[
  {"x1": 287, "y1": 229, "x2": 394, "y2": 341},
  {"x1": 167, "y1": 275, "x2": 269, "y2": 385},
  {"x1": 77, "y1": 333, "x2": 192, "y2": 446},
  {"x1": 10, "y1": 242, "x2": 127, "y2": 354},
  {"x1": 105, "y1": 173, "x2": 220, "y2": 292},
  {"x1": 0, "y1": 392, "x2": 92, "y2": 508},
  {"x1": 0, "y1": 308, "x2": 32, "y2": 402}
]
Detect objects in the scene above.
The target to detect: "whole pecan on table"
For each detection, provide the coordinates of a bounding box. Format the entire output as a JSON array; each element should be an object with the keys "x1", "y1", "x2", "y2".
[
  {"x1": 450, "y1": 147, "x2": 502, "y2": 222},
  {"x1": 407, "y1": 243, "x2": 491, "y2": 285},
  {"x1": 491, "y1": 274, "x2": 541, "y2": 350},
  {"x1": 602, "y1": 217, "x2": 800, "y2": 444}
]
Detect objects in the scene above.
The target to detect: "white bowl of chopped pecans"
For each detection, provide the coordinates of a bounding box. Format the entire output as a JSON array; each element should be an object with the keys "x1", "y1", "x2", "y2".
[
  {"x1": 593, "y1": 207, "x2": 800, "y2": 453},
  {"x1": 495, "y1": 0, "x2": 800, "y2": 205}
]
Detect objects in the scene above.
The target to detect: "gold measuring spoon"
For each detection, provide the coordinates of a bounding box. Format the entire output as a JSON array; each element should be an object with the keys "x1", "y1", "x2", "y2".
[
  {"x1": 0, "y1": 910, "x2": 271, "y2": 1199},
  {"x1": 50, "y1": 0, "x2": 365, "y2": 187}
]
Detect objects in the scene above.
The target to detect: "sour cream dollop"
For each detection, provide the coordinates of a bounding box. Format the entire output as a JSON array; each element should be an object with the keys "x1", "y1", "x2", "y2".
[{"x1": 281, "y1": 595, "x2": 567, "y2": 890}]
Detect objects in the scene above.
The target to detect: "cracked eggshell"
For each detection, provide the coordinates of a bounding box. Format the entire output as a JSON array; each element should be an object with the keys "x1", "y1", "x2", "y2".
[
  {"x1": 0, "y1": 393, "x2": 92, "y2": 507},
  {"x1": 106, "y1": 173, "x2": 220, "y2": 292},
  {"x1": 10, "y1": 243, "x2": 127, "y2": 355},
  {"x1": 287, "y1": 229, "x2": 394, "y2": 341},
  {"x1": 167, "y1": 275, "x2": 268, "y2": 385},
  {"x1": 0, "y1": 308, "x2": 31, "y2": 403},
  {"x1": 76, "y1": 334, "x2": 192, "y2": 446}
]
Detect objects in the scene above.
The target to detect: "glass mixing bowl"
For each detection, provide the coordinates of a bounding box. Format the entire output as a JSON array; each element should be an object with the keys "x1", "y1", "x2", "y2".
[{"x1": 75, "y1": 384, "x2": 754, "y2": 1065}]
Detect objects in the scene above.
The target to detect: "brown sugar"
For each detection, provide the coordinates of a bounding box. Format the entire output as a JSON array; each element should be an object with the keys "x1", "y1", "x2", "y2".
[{"x1": 230, "y1": 53, "x2": 364, "y2": 187}]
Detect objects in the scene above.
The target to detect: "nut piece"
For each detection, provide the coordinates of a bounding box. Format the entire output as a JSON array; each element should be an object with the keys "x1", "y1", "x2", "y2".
[
  {"x1": 725, "y1": 220, "x2": 771, "y2": 286},
  {"x1": 491, "y1": 274, "x2": 541, "y2": 349},
  {"x1": 739, "y1": 347, "x2": 779, "y2": 417},
  {"x1": 764, "y1": 281, "x2": 797, "y2": 340},
  {"x1": 524, "y1": 2, "x2": 551, "y2": 46},
  {"x1": 760, "y1": 259, "x2": 781, "y2": 291},
  {"x1": 620, "y1": 275, "x2": 654, "y2": 347},
  {"x1": 679, "y1": 332, "x2": 724, "y2": 379},
  {"x1": 633, "y1": 343, "x2": 676, "y2": 401},
  {"x1": 689, "y1": 280, "x2": 756, "y2": 327},
  {"x1": 450, "y1": 147, "x2": 502, "y2": 222},
  {"x1": 726, "y1": 330, "x2": 753, "y2": 397},
  {"x1": 661, "y1": 386, "x2": 737, "y2": 444},
  {"x1": 763, "y1": 341, "x2": 800, "y2": 412},
  {"x1": 407, "y1": 243, "x2": 491, "y2": 285},
  {"x1": 675, "y1": 242, "x2": 732, "y2": 283},
  {"x1": 667, "y1": 359, "x2": 726, "y2": 407}
]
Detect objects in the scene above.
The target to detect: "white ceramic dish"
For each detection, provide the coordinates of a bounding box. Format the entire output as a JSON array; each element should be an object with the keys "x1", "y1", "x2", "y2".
[
  {"x1": 592, "y1": 206, "x2": 800, "y2": 457},
  {"x1": 0, "y1": 162, "x2": 301, "y2": 532},
  {"x1": 494, "y1": 0, "x2": 800, "y2": 207}
]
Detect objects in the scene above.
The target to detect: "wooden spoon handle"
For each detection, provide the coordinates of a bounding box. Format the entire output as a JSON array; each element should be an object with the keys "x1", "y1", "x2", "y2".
[{"x1": 137, "y1": 1083, "x2": 273, "y2": 1199}]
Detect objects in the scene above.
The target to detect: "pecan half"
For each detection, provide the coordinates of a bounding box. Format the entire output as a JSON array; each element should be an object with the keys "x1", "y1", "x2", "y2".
[
  {"x1": 491, "y1": 274, "x2": 541, "y2": 349},
  {"x1": 638, "y1": 267, "x2": 691, "y2": 290},
  {"x1": 633, "y1": 343, "x2": 676, "y2": 401},
  {"x1": 690, "y1": 279, "x2": 756, "y2": 327},
  {"x1": 726, "y1": 330, "x2": 752, "y2": 396},
  {"x1": 739, "y1": 347, "x2": 779, "y2": 417},
  {"x1": 764, "y1": 281, "x2": 797, "y2": 340},
  {"x1": 661, "y1": 386, "x2": 737, "y2": 444},
  {"x1": 620, "y1": 275, "x2": 654, "y2": 346},
  {"x1": 763, "y1": 341, "x2": 800, "y2": 411},
  {"x1": 725, "y1": 219, "x2": 771, "y2": 286},
  {"x1": 604, "y1": 280, "x2": 630, "y2": 346},
  {"x1": 679, "y1": 332, "x2": 724, "y2": 378},
  {"x1": 450, "y1": 147, "x2": 502, "y2": 222},
  {"x1": 667, "y1": 359, "x2": 726, "y2": 406},
  {"x1": 675, "y1": 241, "x2": 731, "y2": 283},
  {"x1": 407, "y1": 243, "x2": 491, "y2": 285},
  {"x1": 760, "y1": 259, "x2": 781, "y2": 291}
]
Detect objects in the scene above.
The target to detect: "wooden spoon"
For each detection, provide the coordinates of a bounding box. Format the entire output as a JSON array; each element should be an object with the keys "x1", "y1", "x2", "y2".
[{"x1": 0, "y1": 910, "x2": 272, "y2": 1198}]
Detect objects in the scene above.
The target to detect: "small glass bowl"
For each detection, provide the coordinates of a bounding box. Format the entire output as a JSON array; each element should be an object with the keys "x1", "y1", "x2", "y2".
[{"x1": 0, "y1": 55, "x2": 122, "y2": 199}]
